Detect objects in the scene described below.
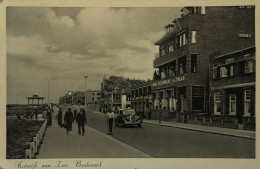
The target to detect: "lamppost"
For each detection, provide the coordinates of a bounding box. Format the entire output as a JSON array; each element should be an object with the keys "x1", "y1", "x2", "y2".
[
  {"x1": 84, "y1": 75, "x2": 88, "y2": 107},
  {"x1": 48, "y1": 77, "x2": 55, "y2": 107}
]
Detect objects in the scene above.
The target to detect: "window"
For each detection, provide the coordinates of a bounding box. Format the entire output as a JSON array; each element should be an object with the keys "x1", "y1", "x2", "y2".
[
  {"x1": 178, "y1": 56, "x2": 186, "y2": 75},
  {"x1": 160, "y1": 68, "x2": 166, "y2": 79},
  {"x1": 131, "y1": 90, "x2": 135, "y2": 97},
  {"x1": 169, "y1": 60, "x2": 176, "y2": 76},
  {"x1": 229, "y1": 94, "x2": 236, "y2": 115},
  {"x1": 93, "y1": 93, "x2": 95, "y2": 95},
  {"x1": 192, "y1": 86, "x2": 204, "y2": 110},
  {"x1": 191, "y1": 31, "x2": 197, "y2": 43},
  {"x1": 148, "y1": 86, "x2": 152, "y2": 95},
  {"x1": 229, "y1": 65, "x2": 234, "y2": 76},
  {"x1": 92, "y1": 98, "x2": 94, "y2": 101},
  {"x1": 212, "y1": 67, "x2": 219, "y2": 79},
  {"x1": 245, "y1": 60, "x2": 254, "y2": 73},
  {"x1": 191, "y1": 54, "x2": 197, "y2": 73},
  {"x1": 214, "y1": 92, "x2": 221, "y2": 115},
  {"x1": 220, "y1": 67, "x2": 227, "y2": 77},
  {"x1": 201, "y1": 6, "x2": 206, "y2": 14},
  {"x1": 179, "y1": 34, "x2": 183, "y2": 47},
  {"x1": 183, "y1": 33, "x2": 187, "y2": 46},
  {"x1": 160, "y1": 46, "x2": 166, "y2": 56},
  {"x1": 244, "y1": 90, "x2": 250, "y2": 116},
  {"x1": 168, "y1": 44, "x2": 174, "y2": 52}
]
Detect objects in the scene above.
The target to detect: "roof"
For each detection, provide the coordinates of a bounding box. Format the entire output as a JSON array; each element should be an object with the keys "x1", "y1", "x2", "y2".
[{"x1": 26, "y1": 95, "x2": 45, "y2": 99}]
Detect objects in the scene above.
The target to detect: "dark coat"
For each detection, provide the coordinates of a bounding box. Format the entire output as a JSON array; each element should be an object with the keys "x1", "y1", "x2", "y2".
[
  {"x1": 57, "y1": 110, "x2": 63, "y2": 126},
  {"x1": 64, "y1": 110, "x2": 73, "y2": 131},
  {"x1": 76, "y1": 111, "x2": 87, "y2": 125}
]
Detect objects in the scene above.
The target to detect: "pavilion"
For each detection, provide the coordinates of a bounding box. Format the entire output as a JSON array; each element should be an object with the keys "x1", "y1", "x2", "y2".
[{"x1": 26, "y1": 95, "x2": 45, "y2": 107}]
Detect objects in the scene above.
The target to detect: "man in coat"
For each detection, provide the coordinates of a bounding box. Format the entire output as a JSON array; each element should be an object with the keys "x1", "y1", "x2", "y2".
[
  {"x1": 76, "y1": 108, "x2": 87, "y2": 136},
  {"x1": 64, "y1": 108, "x2": 74, "y2": 135}
]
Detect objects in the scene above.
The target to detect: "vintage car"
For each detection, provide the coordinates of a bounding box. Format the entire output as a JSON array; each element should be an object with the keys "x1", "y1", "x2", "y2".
[{"x1": 115, "y1": 108, "x2": 142, "y2": 127}]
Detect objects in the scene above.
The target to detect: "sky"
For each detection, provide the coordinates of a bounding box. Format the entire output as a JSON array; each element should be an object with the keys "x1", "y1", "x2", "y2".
[{"x1": 7, "y1": 7, "x2": 181, "y2": 104}]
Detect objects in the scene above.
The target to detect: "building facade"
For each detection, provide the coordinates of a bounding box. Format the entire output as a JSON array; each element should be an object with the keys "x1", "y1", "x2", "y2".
[
  {"x1": 152, "y1": 6, "x2": 255, "y2": 122},
  {"x1": 100, "y1": 75, "x2": 145, "y2": 112},
  {"x1": 209, "y1": 46, "x2": 255, "y2": 130},
  {"x1": 131, "y1": 81, "x2": 152, "y2": 118}
]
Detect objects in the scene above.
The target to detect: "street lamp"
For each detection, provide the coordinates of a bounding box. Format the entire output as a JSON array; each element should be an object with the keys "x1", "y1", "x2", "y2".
[
  {"x1": 84, "y1": 75, "x2": 88, "y2": 107},
  {"x1": 48, "y1": 77, "x2": 55, "y2": 107}
]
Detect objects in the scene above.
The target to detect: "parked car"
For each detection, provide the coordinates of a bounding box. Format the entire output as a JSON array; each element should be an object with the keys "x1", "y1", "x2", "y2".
[{"x1": 115, "y1": 108, "x2": 142, "y2": 127}]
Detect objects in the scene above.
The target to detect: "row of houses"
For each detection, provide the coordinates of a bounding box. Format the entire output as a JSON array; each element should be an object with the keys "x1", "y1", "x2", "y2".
[
  {"x1": 59, "y1": 90, "x2": 100, "y2": 106},
  {"x1": 101, "y1": 6, "x2": 255, "y2": 130}
]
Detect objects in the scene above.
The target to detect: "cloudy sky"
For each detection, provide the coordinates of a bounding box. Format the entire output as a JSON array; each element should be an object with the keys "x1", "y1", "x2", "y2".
[{"x1": 7, "y1": 7, "x2": 181, "y2": 104}]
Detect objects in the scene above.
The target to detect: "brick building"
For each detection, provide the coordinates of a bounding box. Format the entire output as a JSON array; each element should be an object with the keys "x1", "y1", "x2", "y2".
[
  {"x1": 209, "y1": 46, "x2": 255, "y2": 129},
  {"x1": 152, "y1": 6, "x2": 255, "y2": 122},
  {"x1": 131, "y1": 81, "x2": 152, "y2": 118}
]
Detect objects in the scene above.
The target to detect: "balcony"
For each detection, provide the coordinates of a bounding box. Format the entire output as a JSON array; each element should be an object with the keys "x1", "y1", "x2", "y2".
[{"x1": 154, "y1": 45, "x2": 189, "y2": 68}]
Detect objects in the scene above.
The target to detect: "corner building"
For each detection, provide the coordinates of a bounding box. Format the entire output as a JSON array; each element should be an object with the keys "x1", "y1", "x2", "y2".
[{"x1": 152, "y1": 6, "x2": 255, "y2": 122}]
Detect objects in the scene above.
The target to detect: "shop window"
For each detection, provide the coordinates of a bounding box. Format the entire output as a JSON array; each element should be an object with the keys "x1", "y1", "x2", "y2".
[
  {"x1": 245, "y1": 60, "x2": 254, "y2": 73},
  {"x1": 214, "y1": 92, "x2": 221, "y2": 115},
  {"x1": 244, "y1": 90, "x2": 250, "y2": 116},
  {"x1": 191, "y1": 31, "x2": 197, "y2": 43},
  {"x1": 220, "y1": 67, "x2": 228, "y2": 77},
  {"x1": 191, "y1": 54, "x2": 197, "y2": 73},
  {"x1": 192, "y1": 86, "x2": 204, "y2": 110},
  {"x1": 229, "y1": 94, "x2": 236, "y2": 115},
  {"x1": 178, "y1": 56, "x2": 186, "y2": 75}
]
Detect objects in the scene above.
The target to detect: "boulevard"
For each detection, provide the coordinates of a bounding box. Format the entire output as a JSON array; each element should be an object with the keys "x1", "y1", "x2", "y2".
[{"x1": 52, "y1": 105, "x2": 255, "y2": 158}]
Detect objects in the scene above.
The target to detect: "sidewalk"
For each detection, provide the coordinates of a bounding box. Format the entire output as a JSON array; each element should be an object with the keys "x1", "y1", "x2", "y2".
[
  {"x1": 37, "y1": 118, "x2": 151, "y2": 158},
  {"x1": 142, "y1": 119, "x2": 255, "y2": 140}
]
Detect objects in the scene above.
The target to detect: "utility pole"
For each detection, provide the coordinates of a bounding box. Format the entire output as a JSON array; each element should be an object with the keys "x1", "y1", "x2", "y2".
[{"x1": 84, "y1": 75, "x2": 88, "y2": 107}]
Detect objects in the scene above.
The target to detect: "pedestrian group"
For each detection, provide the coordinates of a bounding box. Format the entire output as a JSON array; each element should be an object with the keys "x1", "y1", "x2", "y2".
[{"x1": 56, "y1": 107, "x2": 115, "y2": 136}]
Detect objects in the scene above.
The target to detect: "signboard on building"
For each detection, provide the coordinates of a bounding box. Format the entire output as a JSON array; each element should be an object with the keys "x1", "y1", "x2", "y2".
[{"x1": 152, "y1": 76, "x2": 185, "y2": 87}]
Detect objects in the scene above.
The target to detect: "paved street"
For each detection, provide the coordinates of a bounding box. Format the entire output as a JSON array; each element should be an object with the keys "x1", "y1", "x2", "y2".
[
  {"x1": 37, "y1": 105, "x2": 255, "y2": 158},
  {"x1": 85, "y1": 110, "x2": 255, "y2": 158}
]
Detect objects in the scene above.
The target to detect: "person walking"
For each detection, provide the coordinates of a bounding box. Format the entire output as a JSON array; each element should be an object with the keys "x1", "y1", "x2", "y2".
[
  {"x1": 57, "y1": 107, "x2": 63, "y2": 127},
  {"x1": 64, "y1": 108, "x2": 74, "y2": 135},
  {"x1": 76, "y1": 108, "x2": 87, "y2": 136},
  {"x1": 106, "y1": 109, "x2": 114, "y2": 135},
  {"x1": 73, "y1": 109, "x2": 78, "y2": 123}
]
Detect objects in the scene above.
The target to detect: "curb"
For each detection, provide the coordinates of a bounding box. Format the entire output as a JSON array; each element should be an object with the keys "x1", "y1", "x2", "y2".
[
  {"x1": 143, "y1": 121, "x2": 255, "y2": 140},
  {"x1": 25, "y1": 119, "x2": 48, "y2": 159}
]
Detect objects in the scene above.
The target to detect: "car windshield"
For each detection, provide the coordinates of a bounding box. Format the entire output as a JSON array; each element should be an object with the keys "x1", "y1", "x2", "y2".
[{"x1": 123, "y1": 110, "x2": 135, "y2": 115}]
